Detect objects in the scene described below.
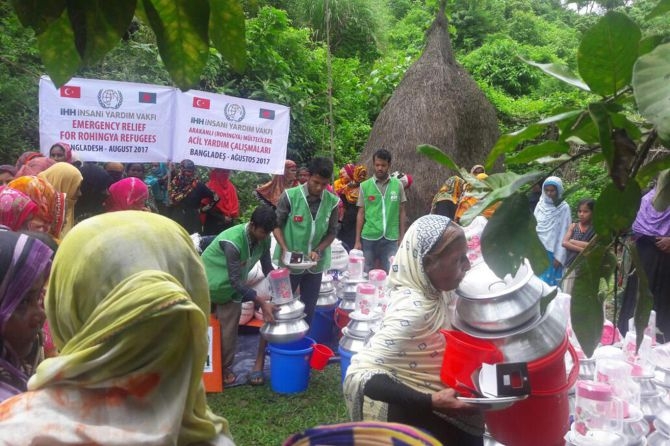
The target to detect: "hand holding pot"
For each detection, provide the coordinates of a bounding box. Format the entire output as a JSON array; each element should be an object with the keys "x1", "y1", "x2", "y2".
[
  {"x1": 431, "y1": 388, "x2": 479, "y2": 415},
  {"x1": 258, "y1": 299, "x2": 278, "y2": 323}
]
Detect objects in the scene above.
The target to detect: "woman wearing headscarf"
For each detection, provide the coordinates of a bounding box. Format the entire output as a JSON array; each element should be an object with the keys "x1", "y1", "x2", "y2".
[
  {"x1": 75, "y1": 163, "x2": 114, "y2": 223},
  {"x1": 0, "y1": 231, "x2": 53, "y2": 402},
  {"x1": 430, "y1": 176, "x2": 466, "y2": 219},
  {"x1": 48, "y1": 142, "x2": 73, "y2": 164},
  {"x1": 104, "y1": 177, "x2": 150, "y2": 212},
  {"x1": 38, "y1": 162, "x2": 83, "y2": 237},
  {"x1": 0, "y1": 189, "x2": 38, "y2": 231},
  {"x1": 14, "y1": 152, "x2": 42, "y2": 171},
  {"x1": 254, "y1": 159, "x2": 299, "y2": 208},
  {"x1": 145, "y1": 162, "x2": 169, "y2": 212},
  {"x1": 343, "y1": 215, "x2": 480, "y2": 445},
  {"x1": 0, "y1": 165, "x2": 17, "y2": 186},
  {"x1": 104, "y1": 162, "x2": 126, "y2": 183},
  {"x1": 0, "y1": 212, "x2": 234, "y2": 445},
  {"x1": 6, "y1": 176, "x2": 66, "y2": 239},
  {"x1": 617, "y1": 184, "x2": 670, "y2": 341},
  {"x1": 202, "y1": 169, "x2": 239, "y2": 236},
  {"x1": 338, "y1": 165, "x2": 367, "y2": 251},
  {"x1": 534, "y1": 176, "x2": 571, "y2": 286},
  {"x1": 334, "y1": 164, "x2": 354, "y2": 196},
  {"x1": 15, "y1": 156, "x2": 56, "y2": 177},
  {"x1": 168, "y1": 160, "x2": 218, "y2": 234}
]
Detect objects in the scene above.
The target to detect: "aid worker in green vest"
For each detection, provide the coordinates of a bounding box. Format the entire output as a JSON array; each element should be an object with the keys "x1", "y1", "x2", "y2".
[
  {"x1": 274, "y1": 157, "x2": 340, "y2": 325},
  {"x1": 354, "y1": 148, "x2": 407, "y2": 273},
  {"x1": 202, "y1": 205, "x2": 278, "y2": 387}
]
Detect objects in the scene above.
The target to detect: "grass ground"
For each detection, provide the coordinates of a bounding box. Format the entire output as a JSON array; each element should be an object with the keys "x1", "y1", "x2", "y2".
[{"x1": 207, "y1": 362, "x2": 349, "y2": 446}]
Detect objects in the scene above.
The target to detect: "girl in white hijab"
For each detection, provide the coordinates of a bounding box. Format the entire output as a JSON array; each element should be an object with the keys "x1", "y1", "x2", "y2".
[
  {"x1": 533, "y1": 176, "x2": 572, "y2": 286},
  {"x1": 343, "y1": 215, "x2": 482, "y2": 445}
]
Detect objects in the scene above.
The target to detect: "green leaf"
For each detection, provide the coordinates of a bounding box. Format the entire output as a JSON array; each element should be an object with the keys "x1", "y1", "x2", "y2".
[
  {"x1": 417, "y1": 144, "x2": 460, "y2": 172},
  {"x1": 209, "y1": 0, "x2": 247, "y2": 72},
  {"x1": 481, "y1": 193, "x2": 549, "y2": 278},
  {"x1": 646, "y1": 0, "x2": 670, "y2": 20},
  {"x1": 67, "y1": 0, "x2": 136, "y2": 65},
  {"x1": 36, "y1": 11, "x2": 81, "y2": 87},
  {"x1": 10, "y1": 0, "x2": 65, "y2": 34},
  {"x1": 537, "y1": 110, "x2": 584, "y2": 125},
  {"x1": 610, "y1": 113, "x2": 642, "y2": 141},
  {"x1": 506, "y1": 141, "x2": 570, "y2": 165},
  {"x1": 593, "y1": 182, "x2": 641, "y2": 238},
  {"x1": 520, "y1": 57, "x2": 590, "y2": 91},
  {"x1": 142, "y1": 0, "x2": 210, "y2": 89},
  {"x1": 588, "y1": 102, "x2": 614, "y2": 166},
  {"x1": 633, "y1": 43, "x2": 670, "y2": 144},
  {"x1": 639, "y1": 35, "x2": 665, "y2": 57},
  {"x1": 484, "y1": 124, "x2": 544, "y2": 171},
  {"x1": 459, "y1": 171, "x2": 544, "y2": 226},
  {"x1": 558, "y1": 112, "x2": 600, "y2": 145},
  {"x1": 571, "y1": 239, "x2": 610, "y2": 357},
  {"x1": 577, "y1": 11, "x2": 640, "y2": 97},
  {"x1": 637, "y1": 155, "x2": 670, "y2": 187},
  {"x1": 653, "y1": 169, "x2": 670, "y2": 212}
]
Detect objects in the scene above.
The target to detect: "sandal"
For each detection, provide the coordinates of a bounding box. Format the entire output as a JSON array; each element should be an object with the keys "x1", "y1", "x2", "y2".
[
  {"x1": 223, "y1": 369, "x2": 237, "y2": 386},
  {"x1": 248, "y1": 370, "x2": 265, "y2": 386}
]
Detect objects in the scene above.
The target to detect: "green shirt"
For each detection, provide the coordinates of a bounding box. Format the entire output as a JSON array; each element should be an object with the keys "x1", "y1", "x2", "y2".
[
  {"x1": 202, "y1": 223, "x2": 270, "y2": 304},
  {"x1": 360, "y1": 177, "x2": 402, "y2": 240},
  {"x1": 274, "y1": 185, "x2": 340, "y2": 274}
]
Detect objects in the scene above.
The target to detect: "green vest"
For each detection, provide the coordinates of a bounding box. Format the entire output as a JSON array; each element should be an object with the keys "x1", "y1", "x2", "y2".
[
  {"x1": 360, "y1": 177, "x2": 401, "y2": 240},
  {"x1": 274, "y1": 185, "x2": 339, "y2": 274},
  {"x1": 202, "y1": 223, "x2": 270, "y2": 304}
]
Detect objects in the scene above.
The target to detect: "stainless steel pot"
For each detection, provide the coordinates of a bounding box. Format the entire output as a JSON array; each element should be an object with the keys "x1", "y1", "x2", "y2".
[
  {"x1": 455, "y1": 260, "x2": 548, "y2": 333},
  {"x1": 320, "y1": 274, "x2": 335, "y2": 294},
  {"x1": 452, "y1": 296, "x2": 568, "y2": 362},
  {"x1": 339, "y1": 298, "x2": 356, "y2": 311},
  {"x1": 316, "y1": 291, "x2": 338, "y2": 308},
  {"x1": 260, "y1": 314, "x2": 309, "y2": 344},
  {"x1": 274, "y1": 298, "x2": 306, "y2": 320},
  {"x1": 339, "y1": 327, "x2": 367, "y2": 352},
  {"x1": 346, "y1": 312, "x2": 380, "y2": 337}
]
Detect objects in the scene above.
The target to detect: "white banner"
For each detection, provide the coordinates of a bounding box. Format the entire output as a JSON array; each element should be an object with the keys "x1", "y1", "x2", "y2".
[
  {"x1": 172, "y1": 90, "x2": 290, "y2": 175},
  {"x1": 39, "y1": 76, "x2": 175, "y2": 162}
]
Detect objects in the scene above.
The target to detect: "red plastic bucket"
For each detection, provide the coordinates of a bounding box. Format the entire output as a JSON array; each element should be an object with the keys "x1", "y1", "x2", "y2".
[
  {"x1": 334, "y1": 306, "x2": 352, "y2": 339},
  {"x1": 440, "y1": 330, "x2": 503, "y2": 395},
  {"x1": 309, "y1": 343, "x2": 334, "y2": 370},
  {"x1": 485, "y1": 335, "x2": 579, "y2": 446}
]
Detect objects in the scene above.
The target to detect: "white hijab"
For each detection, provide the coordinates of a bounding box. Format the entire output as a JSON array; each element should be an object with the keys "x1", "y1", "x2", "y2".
[
  {"x1": 343, "y1": 215, "x2": 482, "y2": 435},
  {"x1": 534, "y1": 176, "x2": 572, "y2": 265}
]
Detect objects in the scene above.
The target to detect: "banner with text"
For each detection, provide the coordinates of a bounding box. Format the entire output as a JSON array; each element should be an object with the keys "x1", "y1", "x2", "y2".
[
  {"x1": 172, "y1": 90, "x2": 290, "y2": 175},
  {"x1": 39, "y1": 77, "x2": 175, "y2": 162}
]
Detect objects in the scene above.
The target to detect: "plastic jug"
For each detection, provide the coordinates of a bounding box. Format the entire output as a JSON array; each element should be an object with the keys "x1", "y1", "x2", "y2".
[
  {"x1": 268, "y1": 268, "x2": 293, "y2": 304},
  {"x1": 355, "y1": 283, "x2": 377, "y2": 317},
  {"x1": 348, "y1": 249, "x2": 365, "y2": 279},
  {"x1": 574, "y1": 381, "x2": 623, "y2": 436}
]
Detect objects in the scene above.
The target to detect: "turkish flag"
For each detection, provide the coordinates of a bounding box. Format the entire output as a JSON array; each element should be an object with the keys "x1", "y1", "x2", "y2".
[
  {"x1": 192, "y1": 97, "x2": 210, "y2": 109},
  {"x1": 60, "y1": 85, "x2": 81, "y2": 98}
]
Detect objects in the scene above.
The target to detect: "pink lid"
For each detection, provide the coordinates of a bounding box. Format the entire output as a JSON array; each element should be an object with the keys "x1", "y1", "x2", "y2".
[
  {"x1": 269, "y1": 268, "x2": 290, "y2": 279},
  {"x1": 368, "y1": 269, "x2": 387, "y2": 282},
  {"x1": 576, "y1": 381, "x2": 612, "y2": 401},
  {"x1": 356, "y1": 283, "x2": 376, "y2": 295}
]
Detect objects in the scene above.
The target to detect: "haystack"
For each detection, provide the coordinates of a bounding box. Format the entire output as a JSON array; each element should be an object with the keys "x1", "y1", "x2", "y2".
[{"x1": 360, "y1": 5, "x2": 499, "y2": 223}]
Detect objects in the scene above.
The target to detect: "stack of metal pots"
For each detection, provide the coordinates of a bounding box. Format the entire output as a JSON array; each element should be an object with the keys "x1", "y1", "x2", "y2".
[
  {"x1": 316, "y1": 274, "x2": 338, "y2": 309},
  {"x1": 260, "y1": 297, "x2": 309, "y2": 344},
  {"x1": 451, "y1": 260, "x2": 565, "y2": 363}
]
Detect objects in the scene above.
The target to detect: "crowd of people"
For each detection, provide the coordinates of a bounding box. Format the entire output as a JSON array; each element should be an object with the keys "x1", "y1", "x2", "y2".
[{"x1": 2, "y1": 142, "x2": 669, "y2": 445}]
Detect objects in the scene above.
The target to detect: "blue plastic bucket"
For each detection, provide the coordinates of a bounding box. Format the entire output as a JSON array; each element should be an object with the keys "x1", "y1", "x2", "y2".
[
  {"x1": 268, "y1": 337, "x2": 314, "y2": 394},
  {"x1": 338, "y1": 345, "x2": 355, "y2": 384},
  {"x1": 308, "y1": 307, "x2": 336, "y2": 345}
]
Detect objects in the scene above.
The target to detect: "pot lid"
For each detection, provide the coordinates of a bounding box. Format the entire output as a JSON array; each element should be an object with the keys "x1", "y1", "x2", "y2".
[{"x1": 456, "y1": 259, "x2": 535, "y2": 300}]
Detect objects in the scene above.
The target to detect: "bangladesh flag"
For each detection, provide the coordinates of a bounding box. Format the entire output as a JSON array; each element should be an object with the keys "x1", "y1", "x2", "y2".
[
  {"x1": 139, "y1": 91, "x2": 157, "y2": 103},
  {"x1": 259, "y1": 108, "x2": 275, "y2": 120}
]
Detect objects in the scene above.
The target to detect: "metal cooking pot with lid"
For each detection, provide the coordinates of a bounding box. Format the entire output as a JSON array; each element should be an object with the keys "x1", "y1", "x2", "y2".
[
  {"x1": 274, "y1": 298, "x2": 306, "y2": 320},
  {"x1": 455, "y1": 260, "x2": 547, "y2": 333},
  {"x1": 260, "y1": 314, "x2": 309, "y2": 344}
]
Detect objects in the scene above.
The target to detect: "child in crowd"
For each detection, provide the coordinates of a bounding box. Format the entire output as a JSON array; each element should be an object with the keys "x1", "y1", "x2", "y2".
[{"x1": 561, "y1": 198, "x2": 595, "y2": 294}]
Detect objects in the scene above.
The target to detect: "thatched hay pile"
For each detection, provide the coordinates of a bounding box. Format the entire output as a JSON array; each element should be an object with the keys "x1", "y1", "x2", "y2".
[{"x1": 360, "y1": 8, "x2": 499, "y2": 223}]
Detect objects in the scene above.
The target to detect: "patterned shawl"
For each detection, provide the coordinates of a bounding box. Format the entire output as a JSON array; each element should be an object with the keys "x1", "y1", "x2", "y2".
[
  {"x1": 0, "y1": 188, "x2": 38, "y2": 231},
  {"x1": 0, "y1": 232, "x2": 52, "y2": 402},
  {"x1": 343, "y1": 215, "x2": 483, "y2": 436},
  {"x1": 6, "y1": 176, "x2": 66, "y2": 239},
  {"x1": 38, "y1": 162, "x2": 83, "y2": 237},
  {"x1": 0, "y1": 212, "x2": 233, "y2": 445},
  {"x1": 533, "y1": 176, "x2": 572, "y2": 264}
]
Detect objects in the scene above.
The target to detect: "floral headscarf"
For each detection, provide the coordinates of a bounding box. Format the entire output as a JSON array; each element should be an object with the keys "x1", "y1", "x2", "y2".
[
  {"x1": 0, "y1": 212, "x2": 233, "y2": 445},
  {"x1": 0, "y1": 231, "x2": 52, "y2": 402},
  {"x1": 15, "y1": 152, "x2": 42, "y2": 170},
  {"x1": 341, "y1": 165, "x2": 367, "y2": 204},
  {"x1": 431, "y1": 176, "x2": 466, "y2": 212},
  {"x1": 16, "y1": 157, "x2": 55, "y2": 177},
  {"x1": 255, "y1": 160, "x2": 299, "y2": 207},
  {"x1": 0, "y1": 189, "x2": 38, "y2": 231},
  {"x1": 169, "y1": 160, "x2": 199, "y2": 205},
  {"x1": 6, "y1": 176, "x2": 66, "y2": 239}
]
